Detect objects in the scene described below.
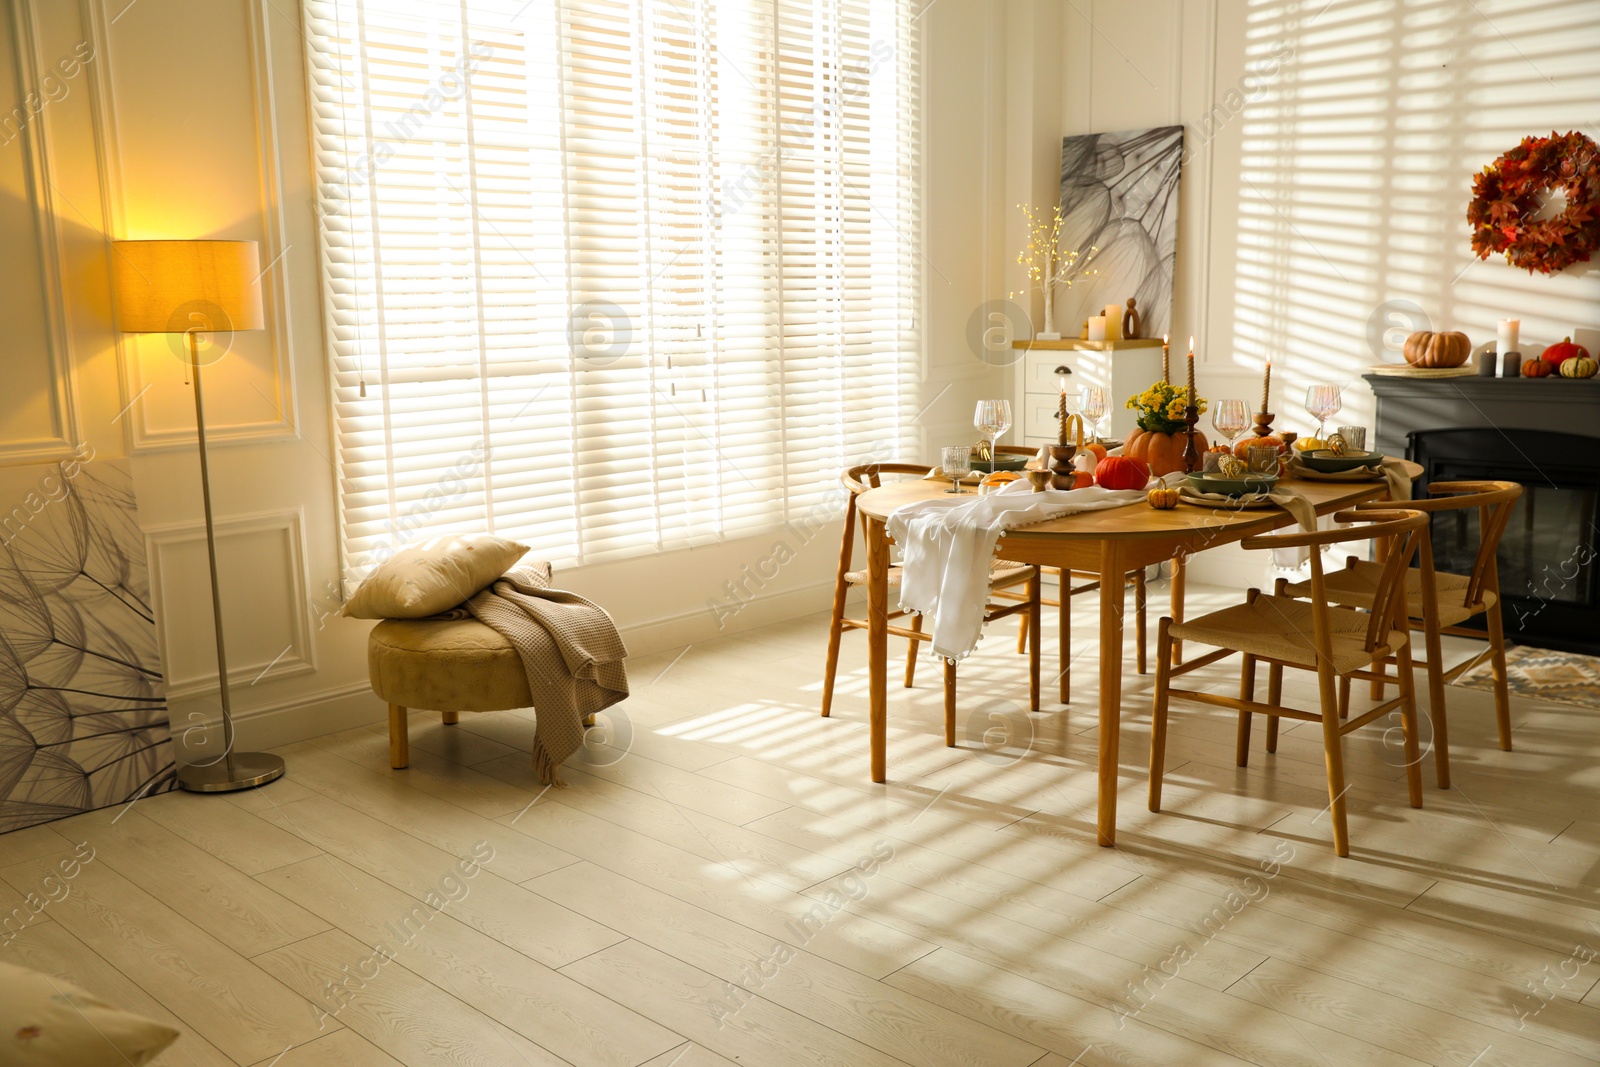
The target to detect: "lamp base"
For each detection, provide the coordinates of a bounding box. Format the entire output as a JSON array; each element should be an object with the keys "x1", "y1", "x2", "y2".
[{"x1": 177, "y1": 752, "x2": 286, "y2": 793}]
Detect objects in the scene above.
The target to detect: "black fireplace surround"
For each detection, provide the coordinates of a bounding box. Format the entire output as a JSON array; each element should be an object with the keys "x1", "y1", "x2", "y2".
[{"x1": 1365, "y1": 375, "x2": 1600, "y2": 656}]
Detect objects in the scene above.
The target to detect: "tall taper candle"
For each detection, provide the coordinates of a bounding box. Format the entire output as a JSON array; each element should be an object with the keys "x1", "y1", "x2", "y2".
[
  {"x1": 1186, "y1": 336, "x2": 1196, "y2": 401},
  {"x1": 1161, "y1": 333, "x2": 1170, "y2": 384},
  {"x1": 1261, "y1": 356, "x2": 1272, "y2": 414},
  {"x1": 1058, "y1": 375, "x2": 1068, "y2": 445}
]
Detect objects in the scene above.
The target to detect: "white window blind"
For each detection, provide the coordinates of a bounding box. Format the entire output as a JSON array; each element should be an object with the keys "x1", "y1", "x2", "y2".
[{"x1": 302, "y1": 0, "x2": 920, "y2": 582}]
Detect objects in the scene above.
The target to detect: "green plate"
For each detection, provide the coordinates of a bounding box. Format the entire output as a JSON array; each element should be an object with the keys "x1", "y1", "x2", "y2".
[
  {"x1": 970, "y1": 453, "x2": 1029, "y2": 474},
  {"x1": 1186, "y1": 472, "x2": 1279, "y2": 496},
  {"x1": 1299, "y1": 450, "x2": 1383, "y2": 473}
]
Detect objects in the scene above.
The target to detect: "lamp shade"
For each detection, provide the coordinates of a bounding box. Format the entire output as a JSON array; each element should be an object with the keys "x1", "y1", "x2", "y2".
[{"x1": 112, "y1": 240, "x2": 265, "y2": 334}]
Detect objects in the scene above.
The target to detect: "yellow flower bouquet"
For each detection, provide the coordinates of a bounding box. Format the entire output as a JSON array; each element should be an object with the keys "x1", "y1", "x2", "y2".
[{"x1": 1126, "y1": 381, "x2": 1206, "y2": 435}]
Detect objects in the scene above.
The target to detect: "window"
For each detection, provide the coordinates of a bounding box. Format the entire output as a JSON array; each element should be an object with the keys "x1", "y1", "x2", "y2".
[{"x1": 302, "y1": 0, "x2": 921, "y2": 582}]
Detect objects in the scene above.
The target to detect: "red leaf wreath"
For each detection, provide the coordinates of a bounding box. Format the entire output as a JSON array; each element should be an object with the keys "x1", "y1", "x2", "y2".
[{"x1": 1468, "y1": 130, "x2": 1600, "y2": 274}]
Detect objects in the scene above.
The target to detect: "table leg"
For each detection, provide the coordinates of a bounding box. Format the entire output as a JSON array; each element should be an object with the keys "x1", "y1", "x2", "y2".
[
  {"x1": 867, "y1": 515, "x2": 890, "y2": 783},
  {"x1": 1097, "y1": 541, "x2": 1126, "y2": 847}
]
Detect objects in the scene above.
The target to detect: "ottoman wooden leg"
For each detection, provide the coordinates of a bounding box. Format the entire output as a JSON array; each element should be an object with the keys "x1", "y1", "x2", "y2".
[
  {"x1": 442, "y1": 711, "x2": 460, "y2": 725},
  {"x1": 389, "y1": 704, "x2": 409, "y2": 769}
]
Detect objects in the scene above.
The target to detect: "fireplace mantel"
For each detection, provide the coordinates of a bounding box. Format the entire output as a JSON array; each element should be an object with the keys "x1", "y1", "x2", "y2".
[{"x1": 1363, "y1": 374, "x2": 1600, "y2": 456}]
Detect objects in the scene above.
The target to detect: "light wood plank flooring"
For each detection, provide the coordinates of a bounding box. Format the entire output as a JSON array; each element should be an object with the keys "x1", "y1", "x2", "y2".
[{"x1": 3, "y1": 579, "x2": 1597, "y2": 1066}]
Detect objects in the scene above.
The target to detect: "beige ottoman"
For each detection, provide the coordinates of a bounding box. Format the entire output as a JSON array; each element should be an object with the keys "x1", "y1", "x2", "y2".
[{"x1": 368, "y1": 617, "x2": 535, "y2": 768}]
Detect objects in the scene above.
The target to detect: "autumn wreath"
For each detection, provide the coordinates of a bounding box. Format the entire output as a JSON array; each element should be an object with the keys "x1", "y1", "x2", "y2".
[{"x1": 1468, "y1": 130, "x2": 1600, "y2": 274}]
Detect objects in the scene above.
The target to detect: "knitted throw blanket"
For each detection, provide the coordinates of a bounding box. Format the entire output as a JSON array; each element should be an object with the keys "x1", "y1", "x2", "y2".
[{"x1": 454, "y1": 562, "x2": 629, "y2": 785}]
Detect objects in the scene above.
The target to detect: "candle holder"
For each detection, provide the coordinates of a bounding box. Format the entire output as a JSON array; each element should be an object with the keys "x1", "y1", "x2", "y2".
[
  {"x1": 1181, "y1": 404, "x2": 1202, "y2": 472},
  {"x1": 1053, "y1": 413, "x2": 1085, "y2": 489},
  {"x1": 1251, "y1": 412, "x2": 1276, "y2": 438}
]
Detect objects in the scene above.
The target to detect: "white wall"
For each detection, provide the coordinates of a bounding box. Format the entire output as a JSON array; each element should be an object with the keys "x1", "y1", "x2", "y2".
[
  {"x1": 990, "y1": 0, "x2": 1600, "y2": 586},
  {"x1": 1, "y1": 0, "x2": 1010, "y2": 752}
]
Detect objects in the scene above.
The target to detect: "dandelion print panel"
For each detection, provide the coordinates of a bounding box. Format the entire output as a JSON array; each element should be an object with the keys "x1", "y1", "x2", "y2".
[
  {"x1": 1057, "y1": 125, "x2": 1184, "y2": 341},
  {"x1": 0, "y1": 457, "x2": 174, "y2": 833}
]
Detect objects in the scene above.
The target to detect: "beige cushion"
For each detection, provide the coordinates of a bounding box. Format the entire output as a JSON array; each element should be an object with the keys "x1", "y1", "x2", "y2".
[
  {"x1": 0, "y1": 961, "x2": 180, "y2": 1065},
  {"x1": 368, "y1": 617, "x2": 533, "y2": 711},
  {"x1": 343, "y1": 534, "x2": 529, "y2": 619},
  {"x1": 1283, "y1": 565, "x2": 1495, "y2": 629},
  {"x1": 1172, "y1": 593, "x2": 1406, "y2": 674}
]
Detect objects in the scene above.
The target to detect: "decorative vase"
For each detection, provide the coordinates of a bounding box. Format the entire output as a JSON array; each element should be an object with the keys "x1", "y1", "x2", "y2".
[{"x1": 1124, "y1": 428, "x2": 1210, "y2": 476}]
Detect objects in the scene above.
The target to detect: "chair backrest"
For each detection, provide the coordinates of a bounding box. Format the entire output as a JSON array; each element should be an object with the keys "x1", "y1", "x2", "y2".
[
  {"x1": 1361, "y1": 480, "x2": 1522, "y2": 609},
  {"x1": 836, "y1": 462, "x2": 936, "y2": 571},
  {"x1": 1243, "y1": 509, "x2": 1430, "y2": 659}
]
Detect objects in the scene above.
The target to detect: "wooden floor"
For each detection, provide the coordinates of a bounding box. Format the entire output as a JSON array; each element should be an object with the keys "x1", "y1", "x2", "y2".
[{"x1": 4, "y1": 578, "x2": 1598, "y2": 1066}]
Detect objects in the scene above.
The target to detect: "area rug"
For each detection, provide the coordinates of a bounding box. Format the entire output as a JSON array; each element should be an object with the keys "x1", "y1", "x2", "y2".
[{"x1": 1453, "y1": 644, "x2": 1600, "y2": 709}]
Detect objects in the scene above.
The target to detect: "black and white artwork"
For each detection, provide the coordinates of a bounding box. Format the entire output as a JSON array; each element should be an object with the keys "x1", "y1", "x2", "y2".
[
  {"x1": 1, "y1": 457, "x2": 174, "y2": 833},
  {"x1": 1058, "y1": 125, "x2": 1184, "y2": 341}
]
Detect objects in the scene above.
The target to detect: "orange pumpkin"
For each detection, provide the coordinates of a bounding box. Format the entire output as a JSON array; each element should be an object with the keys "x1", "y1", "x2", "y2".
[
  {"x1": 1542, "y1": 336, "x2": 1591, "y2": 369},
  {"x1": 1094, "y1": 456, "x2": 1151, "y2": 491},
  {"x1": 1521, "y1": 358, "x2": 1552, "y2": 378},
  {"x1": 1073, "y1": 471, "x2": 1094, "y2": 489},
  {"x1": 1123, "y1": 429, "x2": 1208, "y2": 476},
  {"x1": 1403, "y1": 330, "x2": 1471, "y2": 368},
  {"x1": 1147, "y1": 486, "x2": 1181, "y2": 510},
  {"x1": 1232, "y1": 434, "x2": 1287, "y2": 460}
]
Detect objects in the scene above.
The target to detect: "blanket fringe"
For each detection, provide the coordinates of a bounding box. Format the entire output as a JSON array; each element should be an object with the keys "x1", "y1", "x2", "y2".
[{"x1": 534, "y1": 746, "x2": 567, "y2": 788}]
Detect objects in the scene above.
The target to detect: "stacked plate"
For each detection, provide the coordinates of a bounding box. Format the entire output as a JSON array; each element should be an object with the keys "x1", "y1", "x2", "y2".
[
  {"x1": 1297, "y1": 450, "x2": 1383, "y2": 473},
  {"x1": 1185, "y1": 472, "x2": 1279, "y2": 497}
]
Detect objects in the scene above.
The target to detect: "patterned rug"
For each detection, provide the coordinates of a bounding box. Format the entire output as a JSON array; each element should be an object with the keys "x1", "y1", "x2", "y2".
[{"x1": 1453, "y1": 644, "x2": 1600, "y2": 709}]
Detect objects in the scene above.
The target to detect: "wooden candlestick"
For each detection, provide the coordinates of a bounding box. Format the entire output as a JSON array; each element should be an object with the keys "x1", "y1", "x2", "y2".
[
  {"x1": 1182, "y1": 404, "x2": 1202, "y2": 472},
  {"x1": 1251, "y1": 412, "x2": 1276, "y2": 438}
]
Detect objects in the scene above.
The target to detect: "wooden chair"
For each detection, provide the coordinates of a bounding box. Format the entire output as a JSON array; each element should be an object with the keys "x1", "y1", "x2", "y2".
[
  {"x1": 1148, "y1": 509, "x2": 1430, "y2": 856},
  {"x1": 985, "y1": 445, "x2": 1150, "y2": 700},
  {"x1": 1275, "y1": 480, "x2": 1522, "y2": 788},
  {"x1": 821, "y1": 462, "x2": 1041, "y2": 745}
]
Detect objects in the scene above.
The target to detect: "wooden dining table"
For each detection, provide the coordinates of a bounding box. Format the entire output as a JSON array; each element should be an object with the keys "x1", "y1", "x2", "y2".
[{"x1": 853, "y1": 461, "x2": 1422, "y2": 847}]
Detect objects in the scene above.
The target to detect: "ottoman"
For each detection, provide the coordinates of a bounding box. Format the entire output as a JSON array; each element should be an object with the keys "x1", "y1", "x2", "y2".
[{"x1": 367, "y1": 617, "x2": 534, "y2": 768}]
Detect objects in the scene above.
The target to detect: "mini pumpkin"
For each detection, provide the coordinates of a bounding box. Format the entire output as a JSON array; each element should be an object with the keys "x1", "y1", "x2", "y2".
[
  {"x1": 1216, "y1": 454, "x2": 1247, "y2": 478},
  {"x1": 1541, "y1": 336, "x2": 1591, "y2": 369},
  {"x1": 1147, "y1": 486, "x2": 1181, "y2": 510},
  {"x1": 1094, "y1": 455, "x2": 1151, "y2": 491},
  {"x1": 1559, "y1": 356, "x2": 1598, "y2": 379},
  {"x1": 1522, "y1": 358, "x2": 1553, "y2": 379},
  {"x1": 1403, "y1": 330, "x2": 1471, "y2": 368}
]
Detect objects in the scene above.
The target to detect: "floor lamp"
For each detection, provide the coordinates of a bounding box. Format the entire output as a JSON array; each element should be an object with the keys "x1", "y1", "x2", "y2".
[{"x1": 111, "y1": 239, "x2": 286, "y2": 792}]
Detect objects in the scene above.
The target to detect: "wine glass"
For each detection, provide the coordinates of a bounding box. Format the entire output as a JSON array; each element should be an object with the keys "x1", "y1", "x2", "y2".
[
  {"x1": 1305, "y1": 385, "x2": 1342, "y2": 440},
  {"x1": 973, "y1": 400, "x2": 1012, "y2": 468},
  {"x1": 941, "y1": 445, "x2": 971, "y2": 493},
  {"x1": 1077, "y1": 386, "x2": 1107, "y2": 442},
  {"x1": 1211, "y1": 398, "x2": 1248, "y2": 446}
]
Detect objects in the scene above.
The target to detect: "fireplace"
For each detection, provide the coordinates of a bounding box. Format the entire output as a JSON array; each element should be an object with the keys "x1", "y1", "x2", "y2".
[
  {"x1": 1365, "y1": 374, "x2": 1600, "y2": 656},
  {"x1": 1409, "y1": 429, "x2": 1600, "y2": 655}
]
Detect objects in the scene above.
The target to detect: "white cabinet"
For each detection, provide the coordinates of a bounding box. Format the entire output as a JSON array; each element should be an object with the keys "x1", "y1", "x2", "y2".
[{"x1": 1011, "y1": 339, "x2": 1167, "y2": 447}]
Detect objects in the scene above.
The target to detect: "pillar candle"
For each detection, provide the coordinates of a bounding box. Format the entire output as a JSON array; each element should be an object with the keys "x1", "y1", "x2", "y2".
[
  {"x1": 1087, "y1": 316, "x2": 1107, "y2": 341},
  {"x1": 1103, "y1": 304, "x2": 1123, "y2": 341},
  {"x1": 1497, "y1": 318, "x2": 1520, "y2": 357}
]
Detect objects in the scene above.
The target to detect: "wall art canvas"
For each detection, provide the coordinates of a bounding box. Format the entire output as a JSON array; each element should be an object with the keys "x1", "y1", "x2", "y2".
[
  {"x1": 1057, "y1": 125, "x2": 1184, "y2": 341},
  {"x1": 0, "y1": 458, "x2": 174, "y2": 833}
]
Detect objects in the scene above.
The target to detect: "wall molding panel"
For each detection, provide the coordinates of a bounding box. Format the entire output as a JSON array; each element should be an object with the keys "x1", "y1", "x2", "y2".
[
  {"x1": 144, "y1": 507, "x2": 316, "y2": 698},
  {"x1": 87, "y1": 0, "x2": 298, "y2": 455},
  {"x1": 0, "y1": 0, "x2": 82, "y2": 467}
]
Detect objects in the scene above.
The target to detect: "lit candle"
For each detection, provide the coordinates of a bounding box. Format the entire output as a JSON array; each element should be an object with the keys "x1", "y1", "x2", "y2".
[
  {"x1": 1497, "y1": 318, "x2": 1520, "y2": 356},
  {"x1": 1087, "y1": 316, "x2": 1107, "y2": 342},
  {"x1": 1186, "y1": 336, "x2": 1196, "y2": 407},
  {"x1": 1161, "y1": 333, "x2": 1171, "y2": 384},
  {"x1": 1058, "y1": 373, "x2": 1068, "y2": 445}
]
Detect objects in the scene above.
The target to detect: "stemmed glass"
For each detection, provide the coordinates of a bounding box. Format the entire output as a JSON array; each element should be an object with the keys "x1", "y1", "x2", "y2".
[
  {"x1": 1305, "y1": 385, "x2": 1342, "y2": 440},
  {"x1": 940, "y1": 445, "x2": 971, "y2": 493},
  {"x1": 1077, "y1": 386, "x2": 1107, "y2": 442},
  {"x1": 1211, "y1": 398, "x2": 1248, "y2": 447},
  {"x1": 973, "y1": 400, "x2": 1012, "y2": 468}
]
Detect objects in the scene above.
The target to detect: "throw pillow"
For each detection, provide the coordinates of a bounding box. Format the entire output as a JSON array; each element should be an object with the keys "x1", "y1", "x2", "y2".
[
  {"x1": 342, "y1": 534, "x2": 529, "y2": 619},
  {"x1": 0, "y1": 961, "x2": 180, "y2": 1065}
]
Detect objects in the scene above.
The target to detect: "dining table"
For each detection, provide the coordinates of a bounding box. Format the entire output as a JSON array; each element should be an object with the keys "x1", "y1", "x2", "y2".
[{"x1": 853, "y1": 460, "x2": 1423, "y2": 847}]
